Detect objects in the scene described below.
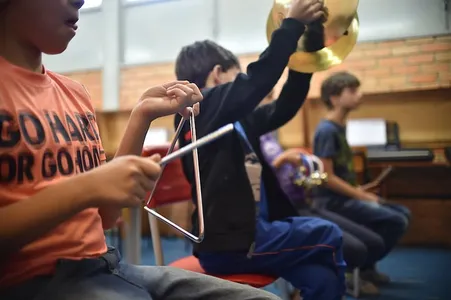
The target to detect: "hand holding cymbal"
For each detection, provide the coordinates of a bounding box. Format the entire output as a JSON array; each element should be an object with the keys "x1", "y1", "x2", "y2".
[
  {"x1": 267, "y1": 0, "x2": 360, "y2": 73},
  {"x1": 303, "y1": 5, "x2": 329, "y2": 52},
  {"x1": 287, "y1": 0, "x2": 325, "y2": 25}
]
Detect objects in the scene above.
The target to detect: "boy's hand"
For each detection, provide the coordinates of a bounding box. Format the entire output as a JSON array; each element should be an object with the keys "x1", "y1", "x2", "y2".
[
  {"x1": 82, "y1": 154, "x2": 162, "y2": 208},
  {"x1": 287, "y1": 0, "x2": 325, "y2": 25},
  {"x1": 137, "y1": 81, "x2": 202, "y2": 120},
  {"x1": 361, "y1": 192, "x2": 380, "y2": 204},
  {"x1": 273, "y1": 149, "x2": 310, "y2": 169},
  {"x1": 359, "y1": 181, "x2": 381, "y2": 194}
]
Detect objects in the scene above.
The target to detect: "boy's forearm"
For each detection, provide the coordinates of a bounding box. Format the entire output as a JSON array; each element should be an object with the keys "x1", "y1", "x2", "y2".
[
  {"x1": 272, "y1": 155, "x2": 285, "y2": 169},
  {"x1": 271, "y1": 71, "x2": 312, "y2": 120},
  {"x1": 99, "y1": 107, "x2": 153, "y2": 228},
  {"x1": 326, "y1": 174, "x2": 366, "y2": 200},
  {"x1": 0, "y1": 175, "x2": 93, "y2": 259},
  {"x1": 115, "y1": 107, "x2": 154, "y2": 157},
  {"x1": 215, "y1": 18, "x2": 306, "y2": 123},
  {"x1": 252, "y1": 71, "x2": 312, "y2": 135},
  {"x1": 272, "y1": 153, "x2": 297, "y2": 169}
]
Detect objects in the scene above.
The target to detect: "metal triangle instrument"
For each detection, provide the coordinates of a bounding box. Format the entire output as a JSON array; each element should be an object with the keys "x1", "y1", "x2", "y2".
[{"x1": 144, "y1": 108, "x2": 234, "y2": 243}]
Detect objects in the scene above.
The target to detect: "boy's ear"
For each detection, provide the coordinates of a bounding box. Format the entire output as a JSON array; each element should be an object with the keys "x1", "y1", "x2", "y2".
[
  {"x1": 211, "y1": 64, "x2": 222, "y2": 84},
  {"x1": 329, "y1": 95, "x2": 340, "y2": 106}
]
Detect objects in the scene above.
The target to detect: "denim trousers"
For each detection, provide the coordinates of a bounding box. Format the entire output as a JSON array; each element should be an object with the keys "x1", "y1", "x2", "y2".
[
  {"x1": 298, "y1": 208, "x2": 385, "y2": 270},
  {"x1": 314, "y1": 197, "x2": 411, "y2": 264},
  {"x1": 199, "y1": 217, "x2": 347, "y2": 300},
  {"x1": 0, "y1": 248, "x2": 280, "y2": 300}
]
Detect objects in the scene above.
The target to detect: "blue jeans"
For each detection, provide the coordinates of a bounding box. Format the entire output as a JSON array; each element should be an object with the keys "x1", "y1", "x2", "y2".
[
  {"x1": 198, "y1": 217, "x2": 346, "y2": 300},
  {"x1": 0, "y1": 248, "x2": 280, "y2": 300},
  {"x1": 298, "y1": 208, "x2": 385, "y2": 271},
  {"x1": 314, "y1": 197, "x2": 411, "y2": 268}
]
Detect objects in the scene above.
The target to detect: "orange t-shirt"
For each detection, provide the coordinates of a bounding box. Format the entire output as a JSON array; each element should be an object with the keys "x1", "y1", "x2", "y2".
[{"x1": 0, "y1": 56, "x2": 108, "y2": 288}]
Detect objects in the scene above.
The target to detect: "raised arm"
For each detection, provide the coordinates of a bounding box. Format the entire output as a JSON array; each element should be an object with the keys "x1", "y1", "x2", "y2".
[
  {"x1": 209, "y1": 19, "x2": 305, "y2": 125},
  {"x1": 243, "y1": 70, "x2": 312, "y2": 137},
  {"x1": 210, "y1": 1, "x2": 324, "y2": 125}
]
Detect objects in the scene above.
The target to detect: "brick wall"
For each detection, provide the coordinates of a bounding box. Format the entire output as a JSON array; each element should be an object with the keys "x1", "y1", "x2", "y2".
[
  {"x1": 65, "y1": 35, "x2": 451, "y2": 111},
  {"x1": 315, "y1": 35, "x2": 451, "y2": 95}
]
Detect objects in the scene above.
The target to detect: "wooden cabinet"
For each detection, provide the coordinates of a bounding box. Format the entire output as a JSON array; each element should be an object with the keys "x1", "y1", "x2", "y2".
[{"x1": 363, "y1": 150, "x2": 451, "y2": 248}]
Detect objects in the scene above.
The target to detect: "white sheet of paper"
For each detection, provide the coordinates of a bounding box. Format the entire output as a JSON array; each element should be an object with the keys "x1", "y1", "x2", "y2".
[
  {"x1": 346, "y1": 118, "x2": 387, "y2": 147},
  {"x1": 143, "y1": 128, "x2": 169, "y2": 146}
]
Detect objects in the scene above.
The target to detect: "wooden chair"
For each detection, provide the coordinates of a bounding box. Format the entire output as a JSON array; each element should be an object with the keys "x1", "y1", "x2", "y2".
[{"x1": 141, "y1": 145, "x2": 287, "y2": 295}]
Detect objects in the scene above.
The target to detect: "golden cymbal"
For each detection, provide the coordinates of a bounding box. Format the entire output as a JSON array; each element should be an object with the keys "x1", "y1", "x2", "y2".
[
  {"x1": 267, "y1": 0, "x2": 359, "y2": 47},
  {"x1": 288, "y1": 15, "x2": 359, "y2": 73},
  {"x1": 266, "y1": 0, "x2": 360, "y2": 73}
]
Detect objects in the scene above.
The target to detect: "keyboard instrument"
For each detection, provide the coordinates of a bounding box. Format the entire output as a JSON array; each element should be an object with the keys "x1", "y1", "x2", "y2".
[{"x1": 367, "y1": 148, "x2": 435, "y2": 162}]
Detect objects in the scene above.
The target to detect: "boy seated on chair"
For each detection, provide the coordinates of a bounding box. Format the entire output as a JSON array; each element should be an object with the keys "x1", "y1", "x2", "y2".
[
  {"x1": 260, "y1": 135, "x2": 384, "y2": 296},
  {"x1": 173, "y1": 1, "x2": 348, "y2": 299},
  {"x1": 311, "y1": 71, "x2": 411, "y2": 285},
  {"x1": 0, "y1": 1, "x2": 281, "y2": 300}
]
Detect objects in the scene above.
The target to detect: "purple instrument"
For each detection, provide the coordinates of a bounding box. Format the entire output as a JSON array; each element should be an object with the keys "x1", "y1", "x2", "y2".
[
  {"x1": 260, "y1": 133, "x2": 306, "y2": 206},
  {"x1": 260, "y1": 133, "x2": 327, "y2": 207}
]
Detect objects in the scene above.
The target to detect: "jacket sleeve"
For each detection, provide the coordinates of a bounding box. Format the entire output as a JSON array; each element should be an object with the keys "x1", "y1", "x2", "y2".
[
  {"x1": 242, "y1": 70, "x2": 312, "y2": 137},
  {"x1": 206, "y1": 18, "x2": 306, "y2": 126}
]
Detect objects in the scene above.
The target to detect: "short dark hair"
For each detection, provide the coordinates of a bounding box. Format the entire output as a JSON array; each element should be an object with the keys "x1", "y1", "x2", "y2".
[
  {"x1": 175, "y1": 40, "x2": 240, "y2": 89},
  {"x1": 320, "y1": 71, "x2": 360, "y2": 109}
]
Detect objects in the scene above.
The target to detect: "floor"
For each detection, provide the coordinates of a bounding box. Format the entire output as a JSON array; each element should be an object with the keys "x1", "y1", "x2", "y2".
[{"x1": 109, "y1": 236, "x2": 451, "y2": 299}]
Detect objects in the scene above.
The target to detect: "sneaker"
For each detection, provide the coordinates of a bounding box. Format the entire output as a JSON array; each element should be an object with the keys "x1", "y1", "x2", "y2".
[
  {"x1": 361, "y1": 269, "x2": 391, "y2": 285},
  {"x1": 345, "y1": 272, "x2": 380, "y2": 296}
]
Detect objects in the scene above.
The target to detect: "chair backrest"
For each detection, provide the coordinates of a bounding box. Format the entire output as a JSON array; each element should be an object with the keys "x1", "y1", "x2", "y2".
[{"x1": 142, "y1": 145, "x2": 192, "y2": 209}]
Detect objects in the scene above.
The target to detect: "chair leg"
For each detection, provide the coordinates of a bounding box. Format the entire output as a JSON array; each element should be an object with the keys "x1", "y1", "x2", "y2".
[
  {"x1": 352, "y1": 267, "x2": 360, "y2": 298},
  {"x1": 148, "y1": 214, "x2": 164, "y2": 266}
]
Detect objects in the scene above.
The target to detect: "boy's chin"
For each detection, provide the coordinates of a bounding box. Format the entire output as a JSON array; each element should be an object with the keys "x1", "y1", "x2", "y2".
[
  {"x1": 38, "y1": 34, "x2": 74, "y2": 56},
  {"x1": 41, "y1": 43, "x2": 70, "y2": 56},
  {"x1": 345, "y1": 103, "x2": 361, "y2": 110}
]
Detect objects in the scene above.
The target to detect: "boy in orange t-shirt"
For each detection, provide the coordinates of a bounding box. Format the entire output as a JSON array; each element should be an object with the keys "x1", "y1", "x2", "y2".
[{"x1": 0, "y1": 1, "x2": 279, "y2": 299}]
